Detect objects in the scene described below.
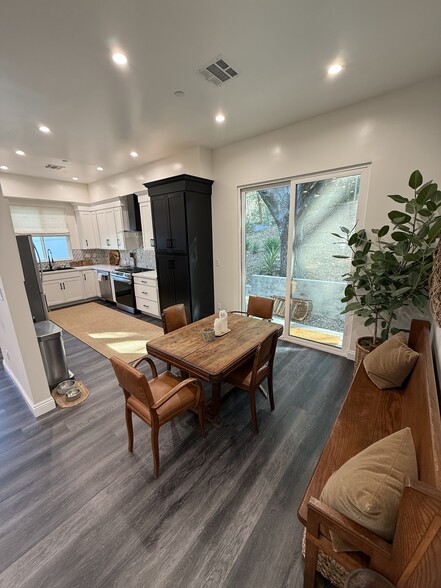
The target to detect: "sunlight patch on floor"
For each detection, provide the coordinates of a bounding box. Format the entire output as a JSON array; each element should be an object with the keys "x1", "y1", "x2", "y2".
[
  {"x1": 107, "y1": 340, "x2": 147, "y2": 354},
  {"x1": 88, "y1": 331, "x2": 136, "y2": 339}
]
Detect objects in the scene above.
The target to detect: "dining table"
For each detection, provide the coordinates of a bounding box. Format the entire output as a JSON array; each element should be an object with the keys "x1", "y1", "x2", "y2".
[{"x1": 146, "y1": 312, "x2": 283, "y2": 423}]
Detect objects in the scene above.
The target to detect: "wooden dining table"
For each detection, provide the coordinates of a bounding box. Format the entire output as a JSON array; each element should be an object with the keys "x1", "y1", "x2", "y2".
[{"x1": 146, "y1": 313, "x2": 283, "y2": 423}]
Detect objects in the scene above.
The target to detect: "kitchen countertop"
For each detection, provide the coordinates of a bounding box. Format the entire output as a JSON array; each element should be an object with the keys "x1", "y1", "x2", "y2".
[{"x1": 41, "y1": 265, "x2": 157, "y2": 279}]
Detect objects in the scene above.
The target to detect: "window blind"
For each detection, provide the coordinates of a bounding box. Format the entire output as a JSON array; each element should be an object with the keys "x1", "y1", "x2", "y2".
[{"x1": 10, "y1": 205, "x2": 69, "y2": 235}]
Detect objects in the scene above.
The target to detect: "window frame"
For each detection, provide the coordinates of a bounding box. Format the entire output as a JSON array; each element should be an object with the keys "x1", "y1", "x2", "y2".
[{"x1": 32, "y1": 235, "x2": 73, "y2": 262}]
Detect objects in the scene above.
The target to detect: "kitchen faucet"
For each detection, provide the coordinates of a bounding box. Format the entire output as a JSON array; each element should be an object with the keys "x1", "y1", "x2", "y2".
[{"x1": 47, "y1": 248, "x2": 54, "y2": 270}]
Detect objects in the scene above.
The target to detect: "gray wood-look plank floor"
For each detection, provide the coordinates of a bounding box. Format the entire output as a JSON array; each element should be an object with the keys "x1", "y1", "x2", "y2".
[{"x1": 0, "y1": 304, "x2": 352, "y2": 588}]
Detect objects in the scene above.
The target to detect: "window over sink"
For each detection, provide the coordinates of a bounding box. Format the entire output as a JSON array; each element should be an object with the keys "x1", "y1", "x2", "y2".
[{"x1": 32, "y1": 235, "x2": 72, "y2": 261}]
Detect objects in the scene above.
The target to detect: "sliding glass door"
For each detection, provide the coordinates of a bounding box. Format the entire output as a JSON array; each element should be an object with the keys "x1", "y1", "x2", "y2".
[{"x1": 242, "y1": 167, "x2": 367, "y2": 353}]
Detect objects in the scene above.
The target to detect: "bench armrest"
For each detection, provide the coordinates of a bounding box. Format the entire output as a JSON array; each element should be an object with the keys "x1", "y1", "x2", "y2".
[{"x1": 306, "y1": 497, "x2": 393, "y2": 560}]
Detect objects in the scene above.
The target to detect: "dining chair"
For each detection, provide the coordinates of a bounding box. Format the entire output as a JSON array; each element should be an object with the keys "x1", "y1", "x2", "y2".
[
  {"x1": 158, "y1": 303, "x2": 189, "y2": 372},
  {"x1": 224, "y1": 329, "x2": 279, "y2": 433},
  {"x1": 233, "y1": 295, "x2": 275, "y2": 321},
  {"x1": 110, "y1": 354, "x2": 205, "y2": 478}
]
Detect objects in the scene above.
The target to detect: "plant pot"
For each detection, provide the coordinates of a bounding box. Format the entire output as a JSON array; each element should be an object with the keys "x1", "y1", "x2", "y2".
[{"x1": 353, "y1": 336, "x2": 382, "y2": 378}]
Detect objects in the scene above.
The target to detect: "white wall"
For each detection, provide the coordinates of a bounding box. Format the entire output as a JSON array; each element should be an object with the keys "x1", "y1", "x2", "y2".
[
  {"x1": 88, "y1": 146, "x2": 213, "y2": 203},
  {"x1": 0, "y1": 185, "x2": 55, "y2": 416},
  {"x1": 0, "y1": 173, "x2": 89, "y2": 204},
  {"x1": 212, "y1": 77, "x2": 441, "y2": 350}
]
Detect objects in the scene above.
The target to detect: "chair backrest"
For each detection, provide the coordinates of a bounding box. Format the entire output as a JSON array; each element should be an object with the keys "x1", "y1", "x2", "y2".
[
  {"x1": 250, "y1": 330, "x2": 279, "y2": 387},
  {"x1": 247, "y1": 295, "x2": 274, "y2": 320},
  {"x1": 162, "y1": 303, "x2": 188, "y2": 334},
  {"x1": 110, "y1": 356, "x2": 154, "y2": 407}
]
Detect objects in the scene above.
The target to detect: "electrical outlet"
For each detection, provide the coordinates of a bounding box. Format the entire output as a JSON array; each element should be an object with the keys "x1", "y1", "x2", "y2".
[{"x1": 215, "y1": 258, "x2": 220, "y2": 267}]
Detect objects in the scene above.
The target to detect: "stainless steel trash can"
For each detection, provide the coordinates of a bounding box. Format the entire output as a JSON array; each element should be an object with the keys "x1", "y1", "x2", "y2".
[{"x1": 35, "y1": 320, "x2": 70, "y2": 388}]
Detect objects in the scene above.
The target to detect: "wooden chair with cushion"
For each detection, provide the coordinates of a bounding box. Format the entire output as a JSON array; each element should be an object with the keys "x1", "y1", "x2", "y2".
[
  {"x1": 110, "y1": 355, "x2": 205, "y2": 478},
  {"x1": 224, "y1": 329, "x2": 279, "y2": 433},
  {"x1": 233, "y1": 295, "x2": 275, "y2": 321},
  {"x1": 159, "y1": 303, "x2": 189, "y2": 371}
]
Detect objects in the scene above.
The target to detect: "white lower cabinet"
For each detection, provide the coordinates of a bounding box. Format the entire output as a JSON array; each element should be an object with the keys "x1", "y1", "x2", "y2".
[
  {"x1": 134, "y1": 275, "x2": 160, "y2": 318},
  {"x1": 43, "y1": 272, "x2": 84, "y2": 307},
  {"x1": 81, "y1": 270, "x2": 98, "y2": 298},
  {"x1": 43, "y1": 269, "x2": 98, "y2": 308}
]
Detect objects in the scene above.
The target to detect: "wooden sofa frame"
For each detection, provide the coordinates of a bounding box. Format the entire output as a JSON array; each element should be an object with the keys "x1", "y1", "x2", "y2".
[{"x1": 298, "y1": 320, "x2": 441, "y2": 587}]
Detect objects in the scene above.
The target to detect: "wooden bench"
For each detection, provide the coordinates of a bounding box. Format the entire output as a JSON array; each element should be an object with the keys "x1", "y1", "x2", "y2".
[{"x1": 298, "y1": 320, "x2": 441, "y2": 587}]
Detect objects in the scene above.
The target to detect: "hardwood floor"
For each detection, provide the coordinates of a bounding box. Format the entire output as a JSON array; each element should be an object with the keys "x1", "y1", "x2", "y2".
[{"x1": 0, "y1": 307, "x2": 352, "y2": 587}]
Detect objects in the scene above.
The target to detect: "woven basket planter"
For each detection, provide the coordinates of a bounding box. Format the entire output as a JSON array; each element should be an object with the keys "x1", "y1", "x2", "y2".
[{"x1": 353, "y1": 337, "x2": 382, "y2": 378}]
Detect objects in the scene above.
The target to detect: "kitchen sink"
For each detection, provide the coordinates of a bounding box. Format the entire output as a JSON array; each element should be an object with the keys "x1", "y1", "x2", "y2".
[{"x1": 42, "y1": 267, "x2": 76, "y2": 272}]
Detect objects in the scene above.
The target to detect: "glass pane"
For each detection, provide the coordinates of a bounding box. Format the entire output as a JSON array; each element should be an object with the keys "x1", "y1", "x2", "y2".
[
  {"x1": 244, "y1": 186, "x2": 290, "y2": 323},
  {"x1": 290, "y1": 174, "x2": 360, "y2": 348},
  {"x1": 43, "y1": 236, "x2": 71, "y2": 260},
  {"x1": 32, "y1": 236, "x2": 46, "y2": 261}
]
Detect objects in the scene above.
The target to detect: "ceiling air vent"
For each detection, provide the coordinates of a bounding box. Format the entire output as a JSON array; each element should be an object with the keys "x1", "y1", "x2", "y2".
[
  {"x1": 45, "y1": 163, "x2": 66, "y2": 170},
  {"x1": 198, "y1": 56, "x2": 238, "y2": 87}
]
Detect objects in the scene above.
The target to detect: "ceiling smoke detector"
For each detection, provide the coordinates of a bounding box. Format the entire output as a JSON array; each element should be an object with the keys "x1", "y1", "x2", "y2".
[
  {"x1": 198, "y1": 55, "x2": 238, "y2": 87},
  {"x1": 45, "y1": 163, "x2": 66, "y2": 170}
]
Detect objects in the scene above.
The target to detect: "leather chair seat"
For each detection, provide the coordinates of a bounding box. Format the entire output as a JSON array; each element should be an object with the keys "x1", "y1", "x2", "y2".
[{"x1": 227, "y1": 360, "x2": 270, "y2": 388}]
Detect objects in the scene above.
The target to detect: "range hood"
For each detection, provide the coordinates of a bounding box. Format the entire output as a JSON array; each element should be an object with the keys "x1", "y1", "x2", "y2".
[{"x1": 123, "y1": 194, "x2": 142, "y2": 232}]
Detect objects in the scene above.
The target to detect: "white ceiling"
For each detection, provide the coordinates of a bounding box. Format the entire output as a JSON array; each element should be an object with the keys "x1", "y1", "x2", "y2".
[{"x1": 1, "y1": 0, "x2": 441, "y2": 184}]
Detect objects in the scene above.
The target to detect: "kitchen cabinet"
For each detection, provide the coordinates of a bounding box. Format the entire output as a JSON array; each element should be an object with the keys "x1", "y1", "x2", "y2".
[
  {"x1": 81, "y1": 269, "x2": 98, "y2": 298},
  {"x1": 145, "y1": 174, "x2": 214, "y2": 321},
  {"x1": 96, "y1": 209, "x2": 118, "y2": 249},
  {"x1": 43, "y1": 271, "x2": 84, "y2": 307},
  {"x1": 134, "y1": 274, "x2": 160, "y2": 317},
  {"x1": 75, "y1": 210, "x2": 98, "y2": 249},
  {"x1": 138, "y1": 195, "x2": 155, "y2": 251}
]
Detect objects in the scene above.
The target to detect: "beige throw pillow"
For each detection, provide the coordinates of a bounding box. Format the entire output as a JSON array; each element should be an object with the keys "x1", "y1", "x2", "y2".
[
  {"x1": 363, "y1": 332, "x2": 419, "y2": 389},
  {"x1": 320, "y1": 427, "x2": 418, "y2": 552}
]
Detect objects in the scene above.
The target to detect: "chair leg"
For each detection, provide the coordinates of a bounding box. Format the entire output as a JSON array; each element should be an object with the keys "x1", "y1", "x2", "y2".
[
  {"x1": 258, "y1": 384, "x2": 268, "y2": 399},
  {"x1": 249, "y1": 391, "x2": 259, "y2": 434},
  {"x1": 167, "y1": 363, "x2": 171, "y2": 372},
  {"x1": 198, "y1": 400, "x2": 206, "y2": 438},
  {"x1": 268, "y1": 372, "x2": 275, "y2": 411},
  {"x1": 151, "y1": 425, "x2": 160, "y2": 478},
  {"x1": 125, "y1": 405, "x2": 134, "y2": 452}
]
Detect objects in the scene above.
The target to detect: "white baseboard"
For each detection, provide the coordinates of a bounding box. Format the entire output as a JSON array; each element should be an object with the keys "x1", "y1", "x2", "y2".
[
  {"x1": 346, "y1": 350, "x2": 355, "y2": 361},
  {"x1": 3, "y1": 362, "x2": 56, "y2": 417}
]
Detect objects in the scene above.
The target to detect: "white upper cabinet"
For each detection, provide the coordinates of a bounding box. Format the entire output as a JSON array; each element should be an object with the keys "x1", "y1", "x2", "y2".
[
  {"x1": 138, "y1": 194, "x2": 154, "y2": 251},
  {"x1": 75, "y1": 210, "x2": 98, "y2": 249}
]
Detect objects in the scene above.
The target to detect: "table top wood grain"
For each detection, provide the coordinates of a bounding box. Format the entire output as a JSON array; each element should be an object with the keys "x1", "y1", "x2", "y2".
[{"x1": 147, "y1": 313, "x2": 283, "y2": 382}]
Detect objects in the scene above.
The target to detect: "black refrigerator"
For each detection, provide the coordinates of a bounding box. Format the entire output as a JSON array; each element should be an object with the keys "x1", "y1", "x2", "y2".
[{"x1": 16, "y1": 234, "x2": 49, "y2": 322}]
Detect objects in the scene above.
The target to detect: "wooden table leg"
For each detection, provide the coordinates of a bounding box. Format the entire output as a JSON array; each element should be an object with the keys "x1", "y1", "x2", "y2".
[{"x1": 209, "y1": 381, "x2": 223, "y2": 426}]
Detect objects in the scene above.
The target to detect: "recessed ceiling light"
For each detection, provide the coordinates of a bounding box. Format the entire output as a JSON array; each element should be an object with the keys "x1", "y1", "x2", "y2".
[
  {"x1": 72, "y1": 177, "x2": 79, "y2": 181},
  {"x1": 0, "y1": 165, "x2": 8, "y2": 170},
  {"x1": 130, "y1": 151, "x2": 138, "y2": 158},
  {"x1": 112, "y1": 52, "x2": 128, "y2": 65},
  {"x1": 328, "y1": 63, "x2": 343, "y2": 75},
  {"x1": 39, "y1": 125, "x2": 51, "y2": 133},
  {"x1": 215, "y1": 113, "x2": 226, "y2": 124},
  {"x1": 97, "y1": 166, "x2": 104, "y2": 171},
  {"x1": 16, "y1": 149, "x2": 25, "y2": 156}
]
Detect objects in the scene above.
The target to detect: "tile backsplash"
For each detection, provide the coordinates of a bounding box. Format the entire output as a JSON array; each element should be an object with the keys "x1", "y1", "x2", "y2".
[{"x1": 39, "y1": 246, "x2": 156, "y2": 270}]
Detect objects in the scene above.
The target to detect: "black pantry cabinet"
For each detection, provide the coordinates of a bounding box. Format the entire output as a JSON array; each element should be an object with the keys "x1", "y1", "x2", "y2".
[{"x1": 144, "y1": 174, "x2": 214, "y2": 322}]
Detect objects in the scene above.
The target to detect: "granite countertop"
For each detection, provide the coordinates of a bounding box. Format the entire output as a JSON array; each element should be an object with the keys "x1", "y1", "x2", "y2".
[
  {"x1": 135, "y1": 270, "x2": 157, "y2": 279},
  {"x1": 41, "y1": 265, "x2": 157, "y2": 279}
]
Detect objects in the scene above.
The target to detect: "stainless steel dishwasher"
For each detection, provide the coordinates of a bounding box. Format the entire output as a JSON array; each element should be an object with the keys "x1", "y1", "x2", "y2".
[{"x1": 97, "y1": 270, "x2": 115, "y2": 302}]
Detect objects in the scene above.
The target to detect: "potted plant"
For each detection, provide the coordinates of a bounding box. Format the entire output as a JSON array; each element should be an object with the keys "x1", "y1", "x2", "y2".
[{"x1": 333, "y1": 170, "x2": 441, "y2": 369}]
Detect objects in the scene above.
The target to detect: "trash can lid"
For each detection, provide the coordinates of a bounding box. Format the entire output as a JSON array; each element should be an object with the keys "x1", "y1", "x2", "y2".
[{"x1": 34, "y1": 320, "x2": 63, "y2": 340}]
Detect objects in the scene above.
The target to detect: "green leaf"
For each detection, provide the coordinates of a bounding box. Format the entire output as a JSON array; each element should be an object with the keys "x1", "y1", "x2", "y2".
[
  {"x1": 378, "y1": 225, "x2": 389, "y2": 238},
  {"x1": 391, "y1": 286, "x2": 412, "y2": 297},
  {"x1": 340, "y1": 226, "x2": 349, "y2": 234},
  {"x1": 409, "y1": 170, "x2": 423, "y2": 190},
  {"x1": 428, "y1": 218, "x2": 441, "y2": 242},
  {"x1": 331, "y1": 233, "x2": 342, "y2": 238},
  {"x1": 416, "y1": 182, "x2": 437, "y2": 205},
  {"x1": 344, "y1": 302, "x2": 362, "y2": 312},
  {"x1": 391, "y1": 231, "x2": 408, "y2": 242},
  {"x1": 418, "y1": 209, "x2": 432, "y2": 217},
  {"x1": 388, "y1": 211, "x2": 411, "y2": 225},
  {"x1": 406, "y1": 201, "x2": 416, "y2": 214},
  {"x1": 427, "y1": 200, "x2": 437, "y2": 213},
  {"x1": 333, "y1": 255, "x2": 350, "y2": 259},
  {"x1": 348, "y1": 234, "x2": 358, "y2": 246},
  {"x1": 387, "y1": 194, "x2": 408, "y2": 203},
  {"x1": 364, "y1": 317, "x2": 376, "y2": 327}
]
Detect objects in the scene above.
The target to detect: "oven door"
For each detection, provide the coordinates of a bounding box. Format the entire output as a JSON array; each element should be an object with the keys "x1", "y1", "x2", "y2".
[{"x1": 111, "y1": 275, "x2": 137, "y2": 314}]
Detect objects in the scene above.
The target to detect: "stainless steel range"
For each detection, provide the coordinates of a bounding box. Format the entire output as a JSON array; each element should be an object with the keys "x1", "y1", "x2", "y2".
[{"x1": 110, "y1": 266, "x2": 154, "y2": 313}]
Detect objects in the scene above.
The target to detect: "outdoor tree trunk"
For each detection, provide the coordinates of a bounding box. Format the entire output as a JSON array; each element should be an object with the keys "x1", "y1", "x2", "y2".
[{"x1": 259, "y1": 187, "x2": 290, "y2": 276}]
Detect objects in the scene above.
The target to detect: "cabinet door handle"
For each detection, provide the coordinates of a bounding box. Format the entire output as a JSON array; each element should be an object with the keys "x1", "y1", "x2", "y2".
[
  {"x1": 142, "y1": 291, "x2": 148, "y2": 295},
  {"x1": 106, "y1": 239, "x2": 110, "y2": 245},
  {"x1": 60, "y1": 283, "x2": 62, "y2": 290},
  {"x1": 84, "y1": 274, "x2": 86, "y2": 281},
  {"x1": 143, "y1": 304, "x2": 150, "y2": 308},
  {"x1": 117, "y1": 238, "x2": 120, "y2": 246},
  {"x1": 150, "y1": 239, "x2": 155, "y2": 247},
  {"x1": 85, "y1": 239, "x2": 88, "y2": 246}
]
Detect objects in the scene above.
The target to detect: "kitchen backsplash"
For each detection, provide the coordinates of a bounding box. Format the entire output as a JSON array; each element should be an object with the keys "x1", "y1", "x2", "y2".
[{"x1": 39, "y1": 246, "x2": 156, "y2": 270}]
